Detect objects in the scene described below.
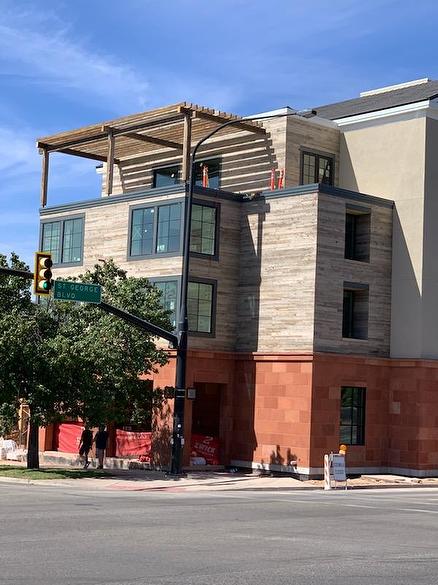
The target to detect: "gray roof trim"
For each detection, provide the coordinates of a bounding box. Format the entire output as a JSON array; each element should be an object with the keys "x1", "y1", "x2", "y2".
[
  {"x1": 262, "y1": 183, "x2": 393, "y2": 208},
  {"x1": 40, "y1": 184, "x2": 241, "y2": 215},
  {"x1": 315, "y1": 80, "x2": 438, "y2": 120},
  {"x1": 40, "y1": 182, "x2": 393, "y2": 217}
]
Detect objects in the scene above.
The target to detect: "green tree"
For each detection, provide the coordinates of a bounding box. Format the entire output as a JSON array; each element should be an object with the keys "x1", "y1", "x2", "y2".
[
  {"x1": 50, "y1": 259, "x2": 171, "y2": 427},
  {"x1": 0, "y1": 256, "x2": 171, "y2": 469}
]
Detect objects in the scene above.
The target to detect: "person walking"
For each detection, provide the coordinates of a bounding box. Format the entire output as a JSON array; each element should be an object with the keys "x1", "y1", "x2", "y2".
[
  {"x1": 78, "y1": 425, "x2": 93, "y2": 469},
  {"x1": 94, "y1": 425, "x2": 109, "y2": 469}
]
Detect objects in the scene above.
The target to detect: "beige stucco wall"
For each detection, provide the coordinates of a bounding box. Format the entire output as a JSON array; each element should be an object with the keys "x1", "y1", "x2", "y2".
[
  {"x1": 422, "y1": 118, "x2": 438, "y2": 358},
  {"x1": 338, "y1": 116, "x2": 427, "y2": 358}
]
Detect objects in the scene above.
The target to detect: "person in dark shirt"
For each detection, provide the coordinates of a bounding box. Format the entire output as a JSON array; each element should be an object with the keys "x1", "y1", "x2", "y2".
[
  {"x1": 78, "y1": 425, "x2": 93, "y2": 469},
  {"x1": 94, "y1": 426, "x2": 109, "y2": 469}
]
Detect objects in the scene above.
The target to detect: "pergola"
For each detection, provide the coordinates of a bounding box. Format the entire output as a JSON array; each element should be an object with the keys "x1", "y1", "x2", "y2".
[{"x1": 37, "y1": 102, "x2": 266, "y2": 207}]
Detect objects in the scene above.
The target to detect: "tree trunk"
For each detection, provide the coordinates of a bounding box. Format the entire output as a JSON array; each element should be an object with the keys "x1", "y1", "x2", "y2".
[{"x1": 27, "y1": 417, "x2": 40, "y2": 469}]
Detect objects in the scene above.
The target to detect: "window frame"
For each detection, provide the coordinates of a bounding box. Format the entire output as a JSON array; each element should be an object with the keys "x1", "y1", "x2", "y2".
[
  {"x1": 345, "y1": 205, "x2": 371, "y2": 263},
  {"x1": 149, "y1": 276, "x2": 181, "y2": 332},
  {"x1": 299, "y1": 149, "x2": 335, "y2": 186},
  {"x1": 340, "y1": 386, "x2": 366, "y2": 446},
  {"x1": 190, "y1": 199, "x2": 220, "y2": 260},
  {"x1": 187, "y1": 277, "x2": 217, "y2": 337},
  {"x1": 127, "y1": 199, "x2": 185, "y2": 261},
  {"x1": 39, "y1": 214, "x2": 85, "y2": 267},
  {"x1": 152, "y1": 164, "x2": 181, "y2": 189},
  {"x1": 342, "y1": 282, "x2": 369, "y2": 340},
  {"x1": 194, "y1": 157, "x2": 222, "y2": 190}
]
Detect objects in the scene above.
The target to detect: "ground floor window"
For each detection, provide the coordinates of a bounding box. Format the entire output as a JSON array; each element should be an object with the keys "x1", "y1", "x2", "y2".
[{"x1": 340, "y1": 386, "x2": 366, "y2": 445}]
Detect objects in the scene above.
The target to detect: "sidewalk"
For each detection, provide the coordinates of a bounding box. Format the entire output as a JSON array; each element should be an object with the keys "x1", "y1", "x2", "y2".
[{"x1": 1, "y1": 461, "x2": 438, "y2": 492}]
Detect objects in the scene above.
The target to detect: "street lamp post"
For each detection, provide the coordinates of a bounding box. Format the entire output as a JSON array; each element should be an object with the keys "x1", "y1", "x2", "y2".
[{"x1": 169, "y1": 109, "x2": 316, "y2": 475}]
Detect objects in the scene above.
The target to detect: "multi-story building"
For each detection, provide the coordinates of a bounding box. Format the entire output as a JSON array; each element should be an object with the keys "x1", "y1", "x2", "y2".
[{"x1": 37, "y1": 78, "x2": 438, "y2": 477}]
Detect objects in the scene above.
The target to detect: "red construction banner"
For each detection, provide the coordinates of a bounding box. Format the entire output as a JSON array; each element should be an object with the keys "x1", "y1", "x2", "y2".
[
  {"x1": 56, "y1": 422, "x2": 84, "y2": 453},
  {"x1": 115, "y1": 430, "x2": 152, "y2": 457},
  {"x1": 191, "y1": 434, "x2": 220, "y2": 465}
]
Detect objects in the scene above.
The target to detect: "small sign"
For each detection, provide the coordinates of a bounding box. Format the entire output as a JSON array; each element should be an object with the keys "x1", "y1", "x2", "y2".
[
  {"x1": 53, "y1": 280, "x2": 102, "y2": 304},
  {"x1": 187, "y1": 388, "x2": 197, "y2": 400},
  {"x1": 331, "y1": 453, "x2": 346, "y2": 481}
]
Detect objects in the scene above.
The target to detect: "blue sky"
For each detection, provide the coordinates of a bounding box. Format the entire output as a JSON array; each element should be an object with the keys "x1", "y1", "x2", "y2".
[{"x1": 1, "y1": 0, "x2": 437, "y2": 266}]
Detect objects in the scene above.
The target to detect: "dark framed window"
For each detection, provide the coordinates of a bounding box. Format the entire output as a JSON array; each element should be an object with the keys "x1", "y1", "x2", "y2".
[
  {"x1": 41, "y1": 216, "x2": 84, "y2": 265},
  {"x1": 188, "y1": 280, "x2": 215, "y2": 335},
  {"x1": 156, "y1": 204, "x2": 181, "y2": 254},
  {"x1": 153, "y1": 279, "x2": 179, "y2": 330},
  {"x1": 153, "y1": 165, "x2": 180, "y2": 188},
  {"x1": 345, "y1": 208, "x2": 371, "y2": 262},
  {"x1": 340, "y1": 387, "x2": 366, "y2": 445},
  {"x1": 300, "y1": 151, "x2": 334, "y2": 185},
  {"x1": 194, "y1": 158, "x2": 221, "y2": 189},
  {"x1": 129, "y1": 202, "x2": 182, "y2": 258},
  {"x1": 190, "y1": 203, "x2": 218, "y2": 256},
  {"x1": 342, "y1": 284, "x2": 369, "y2": 340}
]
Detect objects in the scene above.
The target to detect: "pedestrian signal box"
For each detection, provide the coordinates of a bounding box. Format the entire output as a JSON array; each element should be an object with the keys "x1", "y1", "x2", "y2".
[{"x1": 34, "y1": 252, "x2": 53, "y2": 296}]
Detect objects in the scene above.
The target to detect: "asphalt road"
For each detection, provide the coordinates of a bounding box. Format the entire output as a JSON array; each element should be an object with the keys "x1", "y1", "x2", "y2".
[{"x1": 1, "y1": 483, "x2": 438, "y2": 585}]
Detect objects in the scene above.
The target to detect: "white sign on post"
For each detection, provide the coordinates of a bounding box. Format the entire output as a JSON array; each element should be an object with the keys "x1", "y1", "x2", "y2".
[{"x1": 331, "y1": 454, "x2": 346, "y2": 481}]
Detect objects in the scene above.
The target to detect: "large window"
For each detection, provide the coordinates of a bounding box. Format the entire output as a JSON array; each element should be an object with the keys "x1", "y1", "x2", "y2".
[
  {"x1": 194, "y1": 158, "x2": 220, "y2": 189},
  {"x1": 345, "y1": 208, "x2": 371, "y2": 262},
  {"x1": 190, "y1": 203, "x2": 218, "y2": 256},
  {"x1": 188, "y1": 280, "x2": 215, "y2": 334},
  {"x1": 153, "y1": 279, "x2": 178, "y2": 330},
  {"x1": 153, "y1": 165, "x2": 180, "y2": 188},
  {"x1": 342, "y1": 284, "x2": 369, "y2": 340},
  {"x1": 41, "y1": 216, "x2": 84, "y2": 265},
  {"x1": 129, "y1": 202, "x2": 182, "y2": 258},
  {"x1": 301, "y1": 151, "x2": 334, "y2": 186},
  {"x1": 340, "y1": 387, "x2": 366, "y2": 445}
]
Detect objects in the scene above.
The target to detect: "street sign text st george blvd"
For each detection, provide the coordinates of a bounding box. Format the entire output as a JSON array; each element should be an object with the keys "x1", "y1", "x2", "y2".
[{"x1": 53, "y1": 280, "x2": 102, "y2": 304}]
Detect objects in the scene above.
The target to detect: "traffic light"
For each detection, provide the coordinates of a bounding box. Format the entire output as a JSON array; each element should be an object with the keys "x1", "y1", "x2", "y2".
[{"x1": 34, "y1": 252, "x2": 53, "y2": 296}]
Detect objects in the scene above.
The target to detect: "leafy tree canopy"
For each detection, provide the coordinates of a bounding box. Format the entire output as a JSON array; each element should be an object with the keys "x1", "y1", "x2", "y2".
[{"x1": 0, "y1": 256, "x2": 171, "y2": 438}]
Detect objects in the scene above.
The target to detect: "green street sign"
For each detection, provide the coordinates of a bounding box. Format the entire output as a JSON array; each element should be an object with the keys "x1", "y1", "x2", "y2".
[{"x1": 53, "y1": 280, "x2": 102, "y2": 304}]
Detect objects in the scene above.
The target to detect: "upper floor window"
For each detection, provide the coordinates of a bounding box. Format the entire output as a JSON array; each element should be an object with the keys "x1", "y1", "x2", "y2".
[
  {"x1": 129, "y1": 202, "x2": 182, "y2": 258},
  {"x1": 188, "y1": 280, "x2": 215, "y2": 335},
  {"x1": 340, "y1": 386, "x2": 366, "y2": 445},
  {"x1": 153, "y1": 165, "x2": 180, "y2": 188},
  {"x1": 190, "y1": 203, "x2": 218, "y2": 257},
  {"x1": 41, "y1": 216, "x2": 84, "y2": 265},
  {"x1": 153, "y1": 279, "x2": 178, "y2": 330},
  {"x1": 301, "y1": 151, "x2": 334, "y2": 186},
  {"x1": 342, "y1": 283, "x2": 369, "y2": 340},
  {"x1": 194, "y1": 158, "x2": 220, "y2": 189},
  {"x1": 345, "y1": 208, "x2": 371, "y2": 262}
]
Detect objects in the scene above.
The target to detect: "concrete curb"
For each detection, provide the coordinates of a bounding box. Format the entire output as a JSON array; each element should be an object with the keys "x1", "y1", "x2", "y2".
[{"x1": 1, "y1": 474, "x2": 438, "y2": 492}]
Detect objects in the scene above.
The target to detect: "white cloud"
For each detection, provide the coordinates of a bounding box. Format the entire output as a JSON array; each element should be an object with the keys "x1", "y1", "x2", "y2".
[{"x1": 0, "y1": 9, "x2": 150, "y2": 113}]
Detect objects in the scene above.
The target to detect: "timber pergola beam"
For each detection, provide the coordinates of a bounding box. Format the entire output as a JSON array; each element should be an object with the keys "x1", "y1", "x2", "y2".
[
  {"x1": 123, "y1": 131, "x2": 183, "y2": 151},
  {"x1": 38, "y1": 143, "x2": 120, "y2": 164},
  {"x1": 37, "y1": 102, "x2": 266, "y2": 206},
  {"x1": 179, "y1": 106, "x2": 266, "y2": 135}
]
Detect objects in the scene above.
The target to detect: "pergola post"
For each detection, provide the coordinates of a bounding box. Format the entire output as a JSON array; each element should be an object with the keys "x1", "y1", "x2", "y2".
[
  {"x1": 105, "y1": 128, "x2": 115, "y2": 196},
  {"x1": 40, "y1": 148, "x2": 49, "y2": 208},
  {"x1": 181, "y1": 113, "x2": 192, "y2": 182}
]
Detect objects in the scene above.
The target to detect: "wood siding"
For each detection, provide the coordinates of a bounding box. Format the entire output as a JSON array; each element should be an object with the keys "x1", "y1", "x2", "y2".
[
  {"x1": 237, "y1": 192, "x2": 319, "y2": 352},
  {"x1": 314, "y1": 193, "x2": 393, "y2": 356}
]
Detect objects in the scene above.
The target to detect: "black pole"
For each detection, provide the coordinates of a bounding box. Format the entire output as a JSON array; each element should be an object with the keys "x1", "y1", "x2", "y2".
[
  {"x1": 98, "y1": 301, "x2": 178, "y2": 347},
  {"x1": 168, "y1": 109, "x2": 316, "y2": 475},
  {"x1": 0, "y1": 267, "x2": 34, "y2": 278}
]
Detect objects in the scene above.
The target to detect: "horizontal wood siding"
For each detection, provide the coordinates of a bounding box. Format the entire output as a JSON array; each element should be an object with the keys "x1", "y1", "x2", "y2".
[
  {"x1": 314, "y1": 193, "x2": 393, "y2": 355},
  {"x1": 237, "y1": 192, "x2": 319, "y2": 352},
  {"x1": 102, "y1": 130, "x2": 280, "y2": 197}
]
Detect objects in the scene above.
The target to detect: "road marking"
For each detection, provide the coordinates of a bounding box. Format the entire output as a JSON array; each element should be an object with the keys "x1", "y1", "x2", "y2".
[{"x1": 344, "y1": 504, "x2": 379, "y2": 509}]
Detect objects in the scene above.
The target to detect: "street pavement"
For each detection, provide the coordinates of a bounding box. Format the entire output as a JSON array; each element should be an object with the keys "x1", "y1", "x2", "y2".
[{"x1": 1, "y1": 482, "x2": 438, "y2": 584}]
